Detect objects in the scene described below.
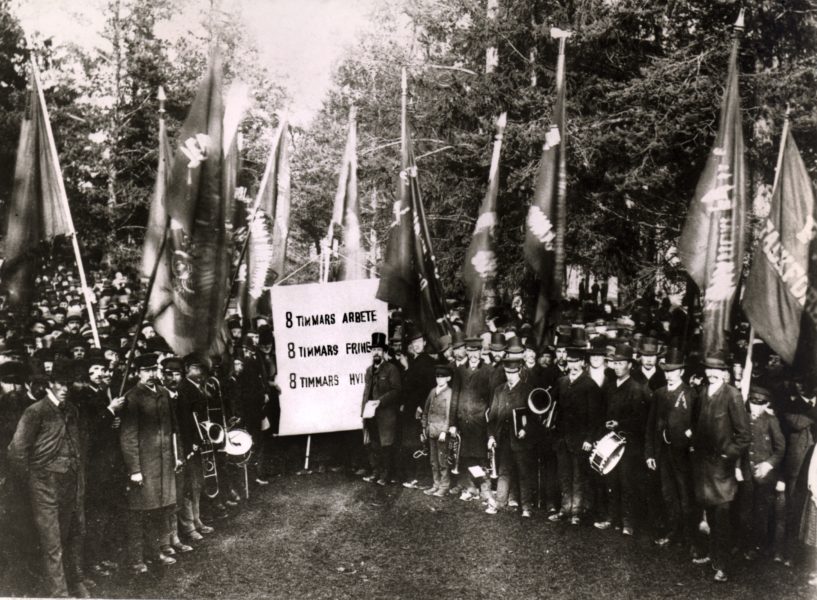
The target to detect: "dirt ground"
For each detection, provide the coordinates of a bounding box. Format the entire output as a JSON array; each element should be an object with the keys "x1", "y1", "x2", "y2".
[{"x1": 3, "y1": 437, "x2": 815, "y2": 600}]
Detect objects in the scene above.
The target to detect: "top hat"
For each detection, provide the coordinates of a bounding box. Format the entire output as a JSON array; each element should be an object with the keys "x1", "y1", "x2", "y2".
[
  {"x1": 588, "y1": 337, "x2": 607, "y2": 356},
  {"x1": 371, "y1": 332, "x2": 388, "y2": 350},
  {"x1": 451, "y1": 330, "x2": 466, "y2": 349},
  {"x1": 569, "y1": 327, "x2": 589, "y2": 349},
  {"x1": 505, "y1": 336, "x2": 525, "y2": 357},
  {"x1": 659, "y1": 347, "x2": 686, "y2": 371},
  {"x1": 566, "y1": 347, "x2": 585, "y2": 362},
  {"x1": 501, "y1": 355, "x2": 524, "y2": 369},
  {"x1": 489, "y1": 332, "x2": 507, "y2": 352}
]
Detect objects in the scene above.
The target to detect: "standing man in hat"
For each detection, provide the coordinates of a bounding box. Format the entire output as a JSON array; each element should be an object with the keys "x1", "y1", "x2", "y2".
[
  {"x1": 361, "y1": 332, "x2": 403, "y2": 485},
  {"x1": 632, "y1": 337, "x2": 667, "y2": 392},
  {"x1": 644, "y1": 347, "x2": 698, "y2": 551},
  {"x1": 553, "y1": 346, "x2": 603, "y2": 525},
  {"x1": 737, "y1": 385, "x2": 785, "y2": 560},
  {"x1": 7, "y1": 360, "x2": 88, "y2": 597},
  {"x1": 159, "y1": 356, "x2": 194, "y2": 556},
  {"x1": 176, "y1": 354, "x2": 216, "y2": 541},
  {"x1": 690, "y1": 351, "x2": 751, "y2": 583},
  {"x1": 452, "y1": 336, "x2": 493, "y2": 501},
  {"x1": 594, "y1": 343, "x2": 651, "y2": 537},
  {"x1": 399, "y1": 329, "x2": 435, "y2": 488},
  {"x1": 421, "y1": 364, "x2": 456, "y2": 497},
  {"x1": 81, "y1": 353, "x2": 127, "y2": 577},
  {"x1": 486, "y1": 355, "x2": 535, "y2": 517},
  {"x1": 119, "y1": 352, "x2": 181, "y2": 573}
]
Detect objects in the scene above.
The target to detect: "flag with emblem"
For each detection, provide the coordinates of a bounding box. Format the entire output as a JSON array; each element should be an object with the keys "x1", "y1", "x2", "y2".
[
  {"x1": 524, "y1": 30, "x2": 569, "y2": 351},
  {"x1": 237, "y1": 117, "x2": 289, "y2": 322},
  {"x1": 151, "y1": 48, "x2": 242, "y2": 356},
  {"x1": 328, "y1": 108, "x2": 366, "y2": 281},
  {"x1": 463, "y1": 113, "x2": 506, "y2": 336},
  {"x1": 376, "y1": 70, "x2": 451, "y2": 350},
  {"x1": 2, "y1": 66, "x2": 74, "y2": 310},
  {"x1": 678, "y1": 15, "x2": 746, "y2": 356},
  {"x1": 743, "y1": 117, "x2": 817, "y2": 372}
]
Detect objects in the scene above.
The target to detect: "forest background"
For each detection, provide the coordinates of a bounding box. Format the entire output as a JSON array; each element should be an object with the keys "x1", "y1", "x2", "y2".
[{"x1": 0, "y1": 0, "x2": 815, "y2": 311}]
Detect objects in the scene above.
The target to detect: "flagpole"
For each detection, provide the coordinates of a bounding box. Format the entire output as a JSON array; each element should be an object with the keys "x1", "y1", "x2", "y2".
[
  {"x1": 223, "y1": 118, "x2": 287, "y2": 318},
  {"x1": 119, "y1": 87, "x2": 171, "y2": 397},
  {"x1": 30, "y1": 59, "x2": 101, "y2": 349}
]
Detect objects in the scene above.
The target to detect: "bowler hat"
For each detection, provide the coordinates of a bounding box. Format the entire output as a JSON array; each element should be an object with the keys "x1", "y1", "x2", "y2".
[
  {"x1": 639, "y1": 336, "x2": 663, "y2": 357},
  {"x1": 703, "y1": 351, "x2": 731, "y2": 370},
  {"x1": 465, "y1": 336, "x2": 483, "y2": 350},
  {"x1": 501, "y1": 355, "x2": 523, "y2": 369},
  {"x1": 610, "y1": 343, "x2": 635, "y2": 362},
  {"x1": 183, "y1": 353, "x2": 207, "y2": 371},
  {"x1": 748, "y1": 385, "x2": 772, "y2": 404},
  {"x1": 0, "y1": 360, "x2": 26, "y2": 384}
]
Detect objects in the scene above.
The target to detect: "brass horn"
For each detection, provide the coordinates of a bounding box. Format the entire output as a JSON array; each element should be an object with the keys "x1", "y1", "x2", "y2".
[
  {"x1": 528, "y1": 387, "x2": 553, "y2": 415},
  {"x1": 528, "y1": 387, "x2": 556, "y2": 429}
]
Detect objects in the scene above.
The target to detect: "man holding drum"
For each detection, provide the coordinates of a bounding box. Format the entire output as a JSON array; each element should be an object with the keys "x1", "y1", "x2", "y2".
[{"x1": 593, "y1": 343, "x2": 650, "y2": 537}]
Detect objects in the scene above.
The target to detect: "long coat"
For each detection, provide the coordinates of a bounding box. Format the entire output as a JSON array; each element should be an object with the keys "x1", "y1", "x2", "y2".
[
  {"x1": 691, "y1": 383, "x2": 751, "y2": 506},
  {"x1": 453, "y1": 363, "x2": 492, "y2": 458},
  {"x1": 487, "y1": 379, "x2": 533, "y2": 452},
  {"x1": 120, "y1": 383, "x2": 177, "y2": 511},
  {"x1": 555, "y1": 372, "x2": 604, "y2": 452},
  {"x1": 361, "y1": 360, "x2": 402, "y2": 447}
]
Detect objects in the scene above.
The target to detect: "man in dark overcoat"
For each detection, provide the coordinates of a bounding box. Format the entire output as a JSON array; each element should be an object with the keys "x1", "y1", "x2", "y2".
[
  {"x1": 120, "y1": 352, "x2": 181, "y2": 572},
  {"x1": 690, "y1": 351, "x2": 751, "y2": 583},
  {"x1": 486, "y1": 355, "x2": 534, "y2": 517},
  {"x1": 452, "y1": 336, "x2": 492, "y2": 501},
  {"x1": 361, "y1": 332, "x2": 402, "y2": 485},
  {"x1": 644, "y1": 347, "x2": 698, "y2": 551},
  {"x1": 553, "y1": 347, "x2": 603, "y2": 524}
]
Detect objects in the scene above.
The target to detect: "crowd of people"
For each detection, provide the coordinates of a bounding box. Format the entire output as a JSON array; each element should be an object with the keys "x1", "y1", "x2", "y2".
[
  {"x1": 0, "y1": 260, "x2": 816, "y2": 596},
  {"x1": 0, "y1": 261, "x2": 278, "y2": 598},
  {"x1": 357, "y1": 297, "x2": 817, "y2": 587}
]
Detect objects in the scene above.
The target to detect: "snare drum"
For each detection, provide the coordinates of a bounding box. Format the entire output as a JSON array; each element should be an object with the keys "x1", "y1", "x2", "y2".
[
  {"x1": 223, "y1": 428, "x2": 253, "y2": 465},
  {"x1": 589, "y1": 432, "x2": 626, "y2": 475}
]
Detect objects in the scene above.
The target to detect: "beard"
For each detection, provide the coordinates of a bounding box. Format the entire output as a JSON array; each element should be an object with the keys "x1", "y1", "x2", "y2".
[{"x1": 372, "y1": 355, "x2": 383, "y2": 365}]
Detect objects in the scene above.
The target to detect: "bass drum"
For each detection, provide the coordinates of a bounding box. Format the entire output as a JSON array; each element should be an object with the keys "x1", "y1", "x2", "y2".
[
  {"x1": 224, "y1": 428, "x2": 253, "y2": 465},
  {"x1": 589, "y1": 432, "x2": 626, "y2": 475}
]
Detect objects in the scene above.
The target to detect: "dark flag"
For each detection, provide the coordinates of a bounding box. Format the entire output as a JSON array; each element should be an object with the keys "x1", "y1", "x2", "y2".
[
  {"x1": 152, "y1": 49, "x2": 237, "y2": 356},
  {"x1": 376, "y1": 70, "x2": 451, "y2": 350},
  {"x1": 524, "y1": 29, "x2": 569, "y2": 350},
  {"x1": 2, "y1": 68, "x2": 74, "y2": 309},
  {"x1": 237, "y1": 117, "x2": 289, "y2": 322},
  {"x1": 463, "y1": 113, "x2": 506, "y2": 336},
  {"x1": 743, "y1": 117, "x2": 817, "y2": 374},
  {"x1": 141, "y1": 87, "x2": 173, "y2": 312},
  {"x1": 678, "y1": 15, "x2": 746, "y2": 356},
  {"x1": 328, "y1": 108, "x2": 366, "y2": 281}
]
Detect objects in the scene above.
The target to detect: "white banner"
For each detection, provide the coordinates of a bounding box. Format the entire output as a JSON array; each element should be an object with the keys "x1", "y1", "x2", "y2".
[{"x1": 271, "y1": 279, "x2": 387, "y2": 436}]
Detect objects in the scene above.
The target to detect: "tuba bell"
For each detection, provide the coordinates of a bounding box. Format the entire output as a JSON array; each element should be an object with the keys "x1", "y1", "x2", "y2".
[
  {"x1": 528, "y1": 387, "x2": 556, "y2": 429},
  {"x1": 199, "y1": 420, "x2": 225, "y2": 447}
]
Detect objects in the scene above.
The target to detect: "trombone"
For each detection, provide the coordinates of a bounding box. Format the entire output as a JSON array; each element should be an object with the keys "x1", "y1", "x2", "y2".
[{"x1": 193, "y1": 410, "x2": 220, "y2": 498}]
